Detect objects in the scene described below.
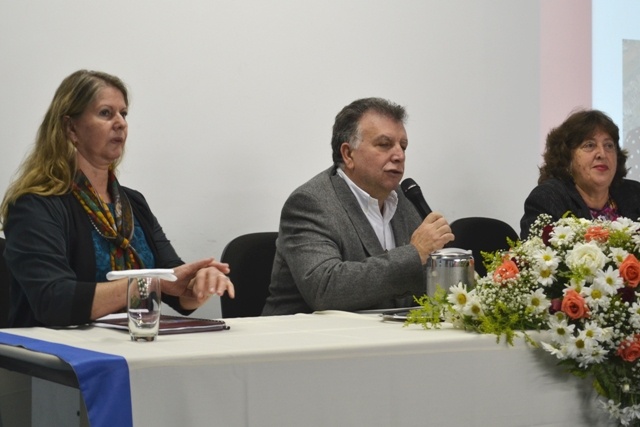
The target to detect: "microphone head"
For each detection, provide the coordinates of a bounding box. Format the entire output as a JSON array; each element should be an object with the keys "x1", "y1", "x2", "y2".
[
  {"x1": 400, "y1": 177, "x2": 431, "y2": 218},
  {"x1": 401, "y1": 178, "x2": 420, "y2": 194}
]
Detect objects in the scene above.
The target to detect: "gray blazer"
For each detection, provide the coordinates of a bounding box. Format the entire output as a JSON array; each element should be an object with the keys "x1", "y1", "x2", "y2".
[{"x1": 262, "y1": 167, "x2": 426, "y2": 315}]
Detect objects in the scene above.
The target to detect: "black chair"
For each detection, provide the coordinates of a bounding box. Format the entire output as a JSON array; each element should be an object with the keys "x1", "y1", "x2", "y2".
[
  {"x1": 447, "y1": 217, "x2": 519, "y2": 278},
  {"x1": 219, "y1": 232, "x2": 278, "y2": 318},
  {"x1": 0, "y1": 237, "x2": 9, "y2": 328}
]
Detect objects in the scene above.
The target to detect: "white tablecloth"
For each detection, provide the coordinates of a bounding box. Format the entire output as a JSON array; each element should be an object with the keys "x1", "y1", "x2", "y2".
[{"x1": 0, "y1": 311, "x2": 615, "y2": 426}]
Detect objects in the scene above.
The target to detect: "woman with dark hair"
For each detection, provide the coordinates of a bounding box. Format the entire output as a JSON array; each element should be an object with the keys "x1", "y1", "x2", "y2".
[
  {"x1": 0, "y1": 70, "x2": 234, "y2": 327},
  {"x1": 520, "y1": 109, "x2": 640, "y2": 238}
]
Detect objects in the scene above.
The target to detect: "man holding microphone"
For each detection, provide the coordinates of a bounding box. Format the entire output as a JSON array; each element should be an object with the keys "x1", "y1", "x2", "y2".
[{"x1": 262, "y1": 97, "x2": 454, "y2": 316}]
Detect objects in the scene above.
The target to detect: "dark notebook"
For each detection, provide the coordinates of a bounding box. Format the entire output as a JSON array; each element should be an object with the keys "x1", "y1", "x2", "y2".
[{"x1": 95, "y1": 314, "x2": 229, "y2": 335}]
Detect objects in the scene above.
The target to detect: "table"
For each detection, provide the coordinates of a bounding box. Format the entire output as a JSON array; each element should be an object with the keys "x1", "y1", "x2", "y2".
[{"x1": 0, "y1": 311, "x2": 615, "y2": 427}]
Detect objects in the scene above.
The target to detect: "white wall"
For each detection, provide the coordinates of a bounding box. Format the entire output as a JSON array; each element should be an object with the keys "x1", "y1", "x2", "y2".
[{"x1": 0, "y1": 1, "x2": 585, "y2": 318}]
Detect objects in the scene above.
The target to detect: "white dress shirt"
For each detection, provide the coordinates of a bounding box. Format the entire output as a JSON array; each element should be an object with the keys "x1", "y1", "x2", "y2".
[{"x1": 337, "y1": 168, "x2": 398, "y2": 250}]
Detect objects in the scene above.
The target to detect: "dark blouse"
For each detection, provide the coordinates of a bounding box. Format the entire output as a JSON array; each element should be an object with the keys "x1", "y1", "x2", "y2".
[{"x1": 588, "y1": 198, "x2": 619, "y2": 222}]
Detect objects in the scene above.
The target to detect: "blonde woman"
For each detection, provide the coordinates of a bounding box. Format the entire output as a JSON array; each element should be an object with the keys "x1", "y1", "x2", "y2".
[{"x1": 1, "y1": 70, "x2": 234, "y2": 327}]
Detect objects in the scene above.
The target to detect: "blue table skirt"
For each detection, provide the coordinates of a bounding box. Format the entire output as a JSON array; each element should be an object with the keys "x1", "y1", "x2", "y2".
[{"x1": 0, "y1": 332, "x2": 132, "y2": 427}]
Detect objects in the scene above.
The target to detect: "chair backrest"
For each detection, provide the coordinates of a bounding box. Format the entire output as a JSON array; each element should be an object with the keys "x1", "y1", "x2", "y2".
[
  {"x1": 219, "y1": 232, "x2": 278, "y2": 318},
  {"x1": 447, "y1": 217, "x2": 519, "y2": 278},
  {"x1": 0, "y1": 237, "x2": 10, "y2": 328}
]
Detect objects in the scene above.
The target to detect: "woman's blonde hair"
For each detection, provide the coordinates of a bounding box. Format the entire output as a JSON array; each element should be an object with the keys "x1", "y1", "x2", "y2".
[{"x1": 0, "y1": 70, "x2": 129, "y2": 226}]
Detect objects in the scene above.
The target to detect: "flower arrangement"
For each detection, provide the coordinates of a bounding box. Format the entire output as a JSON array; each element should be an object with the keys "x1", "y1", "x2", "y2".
[{"x1": 406, "y1": 214, "x2": 640, "y2": 426}]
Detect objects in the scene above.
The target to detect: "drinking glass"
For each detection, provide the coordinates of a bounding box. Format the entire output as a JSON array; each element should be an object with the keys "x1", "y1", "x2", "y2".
[{"x1": 127, "y1": 276, "x2": 161, "y2": 341}]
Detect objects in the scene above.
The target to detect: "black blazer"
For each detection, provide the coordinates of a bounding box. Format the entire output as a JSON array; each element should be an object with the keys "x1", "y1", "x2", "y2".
[
  {"x1": 4, "y1": 188, "x2": 190, "y2": 327},
  {"x1": 520, "y1": 178, "x2": 640, "y2": 239}
]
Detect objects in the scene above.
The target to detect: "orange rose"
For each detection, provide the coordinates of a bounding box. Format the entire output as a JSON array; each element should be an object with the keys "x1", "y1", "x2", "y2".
[
  {"x1": 619, "y1": 254, "x2": 640, "y2": 288},
  {"x1": 617, "y1": 335, "x2": 640, "y2": 362},
  {"x1": 560, "y1": 289, "x2": 589, "y2": 320},
  {"x1": 493, "y1": 258, "x2": 519, "y2": 283},
  {"x1": 584, "y1": 226, "x2": 609, "y2": 243}
]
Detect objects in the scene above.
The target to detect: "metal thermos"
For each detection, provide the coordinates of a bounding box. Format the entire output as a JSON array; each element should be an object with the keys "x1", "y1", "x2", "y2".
[{"x1": 426, "y1": 248, "x2": 475, "y2": 296}]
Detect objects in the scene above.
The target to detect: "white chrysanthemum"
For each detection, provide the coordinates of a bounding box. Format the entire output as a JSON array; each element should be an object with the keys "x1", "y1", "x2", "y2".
[
  {"x1": 609, "y1": 247, "x2": 630, "y2": 266},
  {"x1": 629, "y1": 404, "x2": 640, "y2": 421},
  {"x1": 601, "y1": 399, "x2": 622, "y2": 422},
  {"x1": 526, "y1": 288, "x2": 551, "y2": 314},
  {"x1": 547, "y1": 315, "x2": 575, "y2": 344},
  {"x1": 541, "y1": 342, "x2": 569, "y2": 360},
  {"x1": 620, "y1": 404, "x2": 640, "y2": 426},
  {"x1": 565, "y1": 242, "x2": 608, "y2": 277},
  {"x1": 533, "y1": 247, "x2": 560, "y2": 268},
  {"x1": 612, "y1": 216, "x2": 640, "y2": 233},
  {"x1": 565, "y1": 335, "x2": 594, "y2": 359},
  {"x1": 581, "y1": 321, "x2": 607, "y2": 342},
  {"x1": 592, "y1": 265, "x2": 623, "y2": 293},
  {"x1": 579, "y1": 346, "x2": 607, "y2": 366},
  {"x1": 461, "y1": 294, "x2": 484, "y2": 318},
  {"x1": 530, "y1": 248, "x2": 559, "y2": 286},
  {"x1": 548, "y1": 225, "x2": 575, "y2": 246},
  {"x1": 582, "y1": 284, "x2": 611, "y2": 310},
  {"x1": 532, "y1": 264, "x2": 556, "y2": 287},
  {"x1": 447, "y1": 283, "x2": 469, "y2": 309},
  {"x1": 443, "y1": 310, "x2": 465, "y2": 328}
]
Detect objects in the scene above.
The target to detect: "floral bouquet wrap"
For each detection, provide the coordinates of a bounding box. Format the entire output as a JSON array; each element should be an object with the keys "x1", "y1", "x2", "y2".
[{"x1": 406, "y1": 214, "x2": 640, "y2": 426}]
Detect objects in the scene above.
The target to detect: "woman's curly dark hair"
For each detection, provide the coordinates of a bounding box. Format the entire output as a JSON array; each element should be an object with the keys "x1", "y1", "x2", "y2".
[{"x1": 538, "y1": 109, "x2": 628, "y2": 186}]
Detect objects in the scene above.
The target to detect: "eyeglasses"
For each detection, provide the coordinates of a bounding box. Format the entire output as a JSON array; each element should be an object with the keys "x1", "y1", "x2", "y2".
[{"x1": 578, "y1": 140, "x2": 617, "y2": 153}]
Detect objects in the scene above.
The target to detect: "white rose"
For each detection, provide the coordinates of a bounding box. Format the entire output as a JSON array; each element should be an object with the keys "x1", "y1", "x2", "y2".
[{"x1": 565, "y1": 242, "x2": 607, "y2": 277}]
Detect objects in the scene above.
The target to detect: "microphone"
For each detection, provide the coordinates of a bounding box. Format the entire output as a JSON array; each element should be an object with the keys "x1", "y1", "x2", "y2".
[{"x1": 401, "y1": 178, "x2": 432, "y2": 219}]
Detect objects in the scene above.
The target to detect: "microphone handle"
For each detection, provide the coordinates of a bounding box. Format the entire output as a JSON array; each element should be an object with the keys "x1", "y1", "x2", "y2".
[{"x1": 415, "y1": 199, "x2": 432, "y2": 219}]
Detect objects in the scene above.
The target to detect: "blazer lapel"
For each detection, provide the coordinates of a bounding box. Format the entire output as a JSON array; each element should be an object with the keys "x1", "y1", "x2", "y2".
[
  {"x1": 330, "y1": 172, "x2": 386, "y2": 256},
  {"x1": 390, "y1": 196, "x2": 415, "y2": 246}
]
